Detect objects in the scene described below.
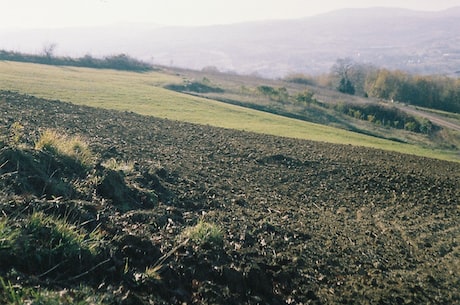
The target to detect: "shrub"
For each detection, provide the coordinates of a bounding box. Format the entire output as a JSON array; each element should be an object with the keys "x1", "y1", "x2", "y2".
[
  {"x1": 296, "y1": 90, "x2": 316, "y2": 104},
  {"x1": 285, "y1": 73, "x2": 316, "y2": 85},
  {"x1": 258, "y1": 85, "x2": 277, "y2": 96},
  {"x1": 404, "y1": 121, "x2": 418, "y2": 132},
  {"x1": 165, "y1": 81, "x2": 224, "y2": 93},
  {"x1": 335, "y1": 103, "x2": 432, "y2": 133},
  {"x1": 258, "y1": 86, "x2": 289, "y2": 103},
  {"x1": 338, "y1": 77, "x2": 355, "y2": 95}
]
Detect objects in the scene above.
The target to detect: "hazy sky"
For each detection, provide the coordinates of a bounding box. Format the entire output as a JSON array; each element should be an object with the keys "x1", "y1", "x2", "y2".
[{"x1": 2, "y1": 0, "x2": 459, "y2": 28}]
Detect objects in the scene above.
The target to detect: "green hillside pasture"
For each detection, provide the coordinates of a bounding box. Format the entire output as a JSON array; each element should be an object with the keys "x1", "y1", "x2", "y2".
[{"x1": 0, "y1": 61, "x2": 457, "y2": 161}]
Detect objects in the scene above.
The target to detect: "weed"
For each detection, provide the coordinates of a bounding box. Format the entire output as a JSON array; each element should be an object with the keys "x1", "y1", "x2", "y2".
[
  {"x1": 183, "y1": 220, "x2": 223, "y2": 248},
  {"x1": 35, "y1": 129, "x2": 94, "y2": 167}
]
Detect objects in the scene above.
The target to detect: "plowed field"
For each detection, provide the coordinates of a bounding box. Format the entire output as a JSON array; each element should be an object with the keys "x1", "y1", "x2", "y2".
[{"x1": 1, "y1": 91, "x2": 459, "y2": 304}]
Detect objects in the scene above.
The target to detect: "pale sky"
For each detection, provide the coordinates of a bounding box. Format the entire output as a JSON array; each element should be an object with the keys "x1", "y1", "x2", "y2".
[{"x1": 2, "y1": 0, "x2": 460, "y2": 29}]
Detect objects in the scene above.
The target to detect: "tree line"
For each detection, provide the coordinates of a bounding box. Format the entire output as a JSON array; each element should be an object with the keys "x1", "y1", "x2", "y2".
[
  {"x1": 288, "y1": 59, "x2": 460, "y2": 113},
  {"x1": 0, "y1": 48, "x2": 153, "y2": 72},
  {"x1": 332, "y1": 58, "x2": 460, "y2": 113},
  {"x1": 256, "y1": 82, "x2": 433, "y2": 134}
]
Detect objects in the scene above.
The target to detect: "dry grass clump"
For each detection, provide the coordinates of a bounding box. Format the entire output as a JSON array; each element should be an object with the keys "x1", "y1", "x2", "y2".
[
  {"x1": 35, "y1": 129, "x2": 94, "y2": 166},
  {"x1": 102, "y1": 158, "x2": 135, "y2": 173},
  {"x1": 183, "y1": 221, "x2": 224, "y2": 248}
]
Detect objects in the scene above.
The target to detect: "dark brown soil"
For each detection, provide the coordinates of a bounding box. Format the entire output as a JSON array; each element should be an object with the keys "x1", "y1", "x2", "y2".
[{"x1": 1, "y1": 91, "x2": 459, "y2": 304}]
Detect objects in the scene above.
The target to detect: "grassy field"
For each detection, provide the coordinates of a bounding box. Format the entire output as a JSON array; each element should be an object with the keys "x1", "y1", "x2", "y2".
[{"x1": 0, "y1": 61, "x2": 458, "y2": 161}]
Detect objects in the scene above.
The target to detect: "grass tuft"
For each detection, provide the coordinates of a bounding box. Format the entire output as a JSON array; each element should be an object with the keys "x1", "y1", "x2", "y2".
[
  {"x1": 35, "y1": 129, "x2": 94, "y2": 167},
  {"x1": 21, "y1": 212, "x2": 98, "y2": 264},
  {"x1": 0, "y1": 218, "x2": 17, "y2": 251},
  {"x1": 0, "y1": 276, "x2": 107, "y2": 305},
  {"x1": 8, "y1": 122, "x2": 24, "y2": 147},
  {"x1": 143, "y1": 265, "x2": 163, "y2": 281},
  {"x1": 183, "y1": 220, "x2": 224, "y2": 248},
  {"x1": 0, "y1": 212, "x2": 104, "y2": 276},
  {"x1": 102, "y1": 158, "x2": 135, "y2": 173}
]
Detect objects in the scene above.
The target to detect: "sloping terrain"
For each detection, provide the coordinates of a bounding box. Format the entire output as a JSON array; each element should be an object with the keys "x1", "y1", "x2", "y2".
[
  {"x1": 4, "y1": 61, "x2": 456, "y2": 162},
  {"x1": 162, "y1": 66, "x2": 460, "y2": 156},
  {"x1": 1, "y1": 91, "x2": 459, "y2": 304}
]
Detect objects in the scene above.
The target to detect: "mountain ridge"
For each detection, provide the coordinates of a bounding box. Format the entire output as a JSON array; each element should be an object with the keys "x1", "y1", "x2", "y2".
[{"x1": 1, "y1": 6, "x2": 459, "y2": 77}]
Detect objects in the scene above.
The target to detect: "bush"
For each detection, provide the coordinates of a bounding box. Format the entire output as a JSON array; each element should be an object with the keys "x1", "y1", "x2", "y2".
[
  {"x1": 257, "y1": 85, "x2": 278, "y2": 96},
  {"x1": 165, "y1": 81, "x2": 224, "y2": 94},
  {"x1": 338, "y1": 77, "x2": 355, "y2": 95},
  {"x1": 257, "y1": 86, "x2": 289, "y2": 103},
  {"x1": 284, "y1": 74, "x2": 316, "y2": 85},
  {"x1": 296, "y1": 90, "x2": 316, "y2": 104},
  {"x1": 335, "y1": 103, "x2": 434, "y2": 134},
  {"x1": 404, "y1": 121, "x2": 418, "y2": 132}
]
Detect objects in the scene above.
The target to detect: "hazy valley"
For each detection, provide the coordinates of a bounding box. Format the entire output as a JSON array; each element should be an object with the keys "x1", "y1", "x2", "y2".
[{"x1": 2, "y1": 7, "x2": 460, "y2": 77}]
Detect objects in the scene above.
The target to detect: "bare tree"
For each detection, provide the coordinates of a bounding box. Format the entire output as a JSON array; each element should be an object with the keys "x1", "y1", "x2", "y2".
[
  {"x1": 332, "y1": 58, "x2": 354, "y2": 80},
  {"x1": 42, "y1": 43, "x2": 57, "y2": 60},
  {"x1": 331, "y1": 58, "x2": 355, "y2": 95}
]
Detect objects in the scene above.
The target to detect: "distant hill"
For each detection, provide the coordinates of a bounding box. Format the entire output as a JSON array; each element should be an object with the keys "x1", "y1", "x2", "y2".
[{"x1": 1, "y1": 7, "x2": 459, "y2": 77}]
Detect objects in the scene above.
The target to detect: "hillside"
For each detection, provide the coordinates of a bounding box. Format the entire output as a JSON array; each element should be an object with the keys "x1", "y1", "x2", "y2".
[
  {"x1": 2, "y1": 61, "x2": 458, "y2": 162},
  {"x1": 1, "y1": 91, "x2": 459, "y2": 304},
  {"x1": 163, "y1": 66, "x2": 460, "y2": 155},
  {"x1": 1, "y1": 7, "x2": 459, "y2": 77}
]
